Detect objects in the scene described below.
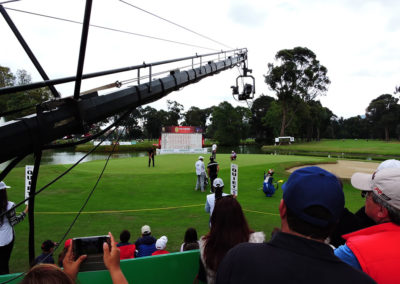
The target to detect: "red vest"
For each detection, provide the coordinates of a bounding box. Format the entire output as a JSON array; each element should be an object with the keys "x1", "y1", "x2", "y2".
[
  {"x1": 119, "y1": 244, "x2": 136, "y2": 260},
  {"x1": 343, "y1": 222, "x2": 400, "y2": 284},
  {"x1": 152, "y1": 250, "x2": 169, "y2": 256}
]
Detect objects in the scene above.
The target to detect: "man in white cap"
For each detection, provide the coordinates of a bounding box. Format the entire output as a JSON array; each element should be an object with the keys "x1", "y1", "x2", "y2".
[
  {"x1": 134, "y1": 225, "x2": 156, "y2": 257},
  {"x1": 195, "y1": 156, "x2": 206, "y2": 192},
  {"x1": 335, "y1": 167, "x2": 400, "y2": 283},
  {"x1": 330, "y1": 159, "x2": 400, "y2": 247}
]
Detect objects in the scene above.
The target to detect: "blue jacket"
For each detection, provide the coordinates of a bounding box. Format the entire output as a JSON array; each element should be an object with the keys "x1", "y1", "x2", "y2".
[{"x1": 135, "y1": 235, "x2": 157, "y2": 257}]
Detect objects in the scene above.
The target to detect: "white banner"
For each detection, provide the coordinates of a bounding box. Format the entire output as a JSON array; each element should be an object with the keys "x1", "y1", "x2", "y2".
[
  {"x1": 25, "y1": 165, "x2": 34, "y2": 205},
  {"x1": 230, "y1": 164, "x2": 238, "y2": 196},
  {"x1": 93, "y1": 140, "x2": 111, "y2": 145}
]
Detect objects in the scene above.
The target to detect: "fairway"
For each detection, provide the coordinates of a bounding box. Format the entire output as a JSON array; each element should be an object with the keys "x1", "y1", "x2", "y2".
[
  {"x1": 263, "y1": 139, "x2": 400, "y2": 157},
  {"x1": 5, "y1": 153, "x2": 365, "y2": 273}
]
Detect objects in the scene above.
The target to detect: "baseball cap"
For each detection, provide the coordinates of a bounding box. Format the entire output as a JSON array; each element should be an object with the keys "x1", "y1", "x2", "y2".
[
  {"x1": 282, "y1": 166, "x2": 344, "y2": 227},
  {"x1": 351, "y1": 159, "x2": 400, "y2": 191},
  {"x1": 377, "y1": 159, "x2": 400, "y2": 171},
  {"x1": 64, "y1": 239, "x2": 72, "y2": 249},
  {"x1": 41, "y1": 240, "x2": 56, "y2": 251},
  {"x1": 0, "y1": 181, "x2": 11, "y2": 190},
  {"x1": 351, "y1": 167, "x2": 400, "y2": 210},
  {"x1": 213, "y1": 178, "x2": 224, "y2": 188},
  {"x1": 198, "y1": 156, "x2": 204, "y2": 160},
  {"x1": 141, "y1": 225, "x2": 151, "y2": 235},
  {"x1": 156, "y1": 236, "x2": 168, "y2": 250}
]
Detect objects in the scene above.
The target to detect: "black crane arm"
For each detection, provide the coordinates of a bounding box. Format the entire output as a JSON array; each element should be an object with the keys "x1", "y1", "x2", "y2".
[{"x1": 0, "y1": 53, "x2": 245, "y2": 163}]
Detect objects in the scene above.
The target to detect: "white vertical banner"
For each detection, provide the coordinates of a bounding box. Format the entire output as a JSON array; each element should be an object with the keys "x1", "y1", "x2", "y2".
[
  {"x1": 25, "y1": 165, "x2": 34, "y2": 205},
  {"x1": 230, "y1": 163, "x2": 238, "y2": 196}
]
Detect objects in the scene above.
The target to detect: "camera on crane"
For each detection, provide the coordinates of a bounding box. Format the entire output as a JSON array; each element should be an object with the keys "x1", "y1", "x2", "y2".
[{"x1": 231, "y1": 66, "x2": 255, "y2": 101}]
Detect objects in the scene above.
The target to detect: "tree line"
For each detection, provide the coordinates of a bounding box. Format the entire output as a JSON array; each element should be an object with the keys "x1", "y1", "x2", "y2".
[{"x1": 1, "y1": 46, "x2": 399, "y2": 145}]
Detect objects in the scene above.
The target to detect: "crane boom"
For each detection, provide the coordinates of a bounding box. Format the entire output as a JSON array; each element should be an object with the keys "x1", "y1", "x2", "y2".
[{"x1": 0, "y1": 52, "x2": 247, "y2": 163}]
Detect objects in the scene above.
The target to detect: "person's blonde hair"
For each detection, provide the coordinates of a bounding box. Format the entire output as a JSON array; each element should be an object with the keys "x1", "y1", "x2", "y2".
[{"x1": 21, "y1": 264, "x2": 74, "y2": 284}]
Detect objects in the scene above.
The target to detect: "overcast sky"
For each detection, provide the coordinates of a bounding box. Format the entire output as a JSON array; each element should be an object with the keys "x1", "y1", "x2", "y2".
[{"x1": 1, "y1": 0, "x2": 399, "y2": 119}]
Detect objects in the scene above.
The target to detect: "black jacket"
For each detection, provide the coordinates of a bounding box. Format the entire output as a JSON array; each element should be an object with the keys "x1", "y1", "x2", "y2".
[{"x1": 216, "y1": 232, "x2": 375, "y2": 284}]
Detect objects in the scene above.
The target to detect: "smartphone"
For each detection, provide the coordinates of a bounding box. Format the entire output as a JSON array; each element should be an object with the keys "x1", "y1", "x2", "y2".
[{"x1": 73, "y1": 235, "x2": 110, "y2": 272}]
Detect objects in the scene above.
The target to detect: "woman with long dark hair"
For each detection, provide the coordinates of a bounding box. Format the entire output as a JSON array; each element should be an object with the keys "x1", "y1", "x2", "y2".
[
  {"x1": 180, "y1": 227, "x2": 199, "y2": 252},
  {"x1": 0, "y1": 181, "x2": 28, "y2": 275},
  {"x1": 198, "y1": 196, "x2": 265, "y2": 284}
]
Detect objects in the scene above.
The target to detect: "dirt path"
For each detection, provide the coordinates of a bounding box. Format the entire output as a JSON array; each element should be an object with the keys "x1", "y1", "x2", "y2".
[{"x1": 287, "y1": 160, "x2": 379, "y2": 179}]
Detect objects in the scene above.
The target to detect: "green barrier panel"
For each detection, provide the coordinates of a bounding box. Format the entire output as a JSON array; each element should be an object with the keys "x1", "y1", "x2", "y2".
[{"x1": 0, "y1": 250, "x2": 200, "y2": 284}]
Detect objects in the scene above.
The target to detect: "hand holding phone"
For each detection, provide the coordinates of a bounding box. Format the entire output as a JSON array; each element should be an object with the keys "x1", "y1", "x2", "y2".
[
  {"x1": 63, "y1": 242, "x2": 87, "y2": 280},
  {"x1": 73, "y1": 235, "x2": 111, "y2": 272},
  {"x1": 103, "y1": 232, "x2": 128, "y2": 284}
]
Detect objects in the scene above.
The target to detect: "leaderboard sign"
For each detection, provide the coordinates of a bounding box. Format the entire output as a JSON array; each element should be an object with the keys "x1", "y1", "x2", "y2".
[{"x1": 160, "y1": 126, "x2": 204, "y2": 154}]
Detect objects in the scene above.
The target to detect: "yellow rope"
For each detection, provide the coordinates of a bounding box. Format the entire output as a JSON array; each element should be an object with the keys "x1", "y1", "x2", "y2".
[
  {"x1": 243, "y1": 209, "x2": 280, "y2": 216},
  {"x1": 34, "y1": 204, "x2": 279, "y2": 217},
  {"x1": 34, "y1": 204, "x2": 204, "y2": 215}
]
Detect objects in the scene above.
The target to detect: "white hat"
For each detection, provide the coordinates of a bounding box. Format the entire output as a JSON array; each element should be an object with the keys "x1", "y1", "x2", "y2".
[
  {"x1": 213, "y1": 178, "x2": 224, "y2": 188},
  {"x1": 351, "y1": 159, "x2": 400, "y2": 191},
  {"x1": 377, "y1": 159, "x2": 400, "y2": 171},
  {"x1": 198, "y1": 156, "x2": 204, "y2": 160},
  {"x1": 156, "y1": 236, "x2": 168, "y2": 250},
  {"x1": 0, "y1": 181, "x2": 11, "y2": 191},
  {"x1": 351, "y1": 168, "x2": 400, "y2": 210},
  {"x1": 141, "y1": 225, "x2": 151, "y2": 235}
]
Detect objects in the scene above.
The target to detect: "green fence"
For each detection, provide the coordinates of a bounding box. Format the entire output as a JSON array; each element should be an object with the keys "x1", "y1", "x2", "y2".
[{"x1": 0, "y1": 250, "x2": 200, "y2": 284}]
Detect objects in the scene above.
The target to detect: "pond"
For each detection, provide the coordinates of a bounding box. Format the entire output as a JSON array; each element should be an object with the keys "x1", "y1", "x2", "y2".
[{"x1": 0, "y1": 145, "x2": 263, "y2": 170}]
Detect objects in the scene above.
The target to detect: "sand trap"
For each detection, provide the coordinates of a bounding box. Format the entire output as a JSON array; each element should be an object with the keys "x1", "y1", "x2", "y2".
[{"x1": 287, "y1": 160, "x2": 379, "y2": 179}]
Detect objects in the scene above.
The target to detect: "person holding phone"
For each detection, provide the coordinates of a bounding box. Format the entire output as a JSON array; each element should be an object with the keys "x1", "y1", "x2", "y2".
[{"x1": 62, "y1": 232, "x2": 128, "y2": 284}]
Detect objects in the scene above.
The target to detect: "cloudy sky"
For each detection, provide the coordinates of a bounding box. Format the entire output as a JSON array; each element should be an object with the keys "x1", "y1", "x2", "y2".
[{"x1": 1, "y1": 0, "x2": 399, "y2": 119}]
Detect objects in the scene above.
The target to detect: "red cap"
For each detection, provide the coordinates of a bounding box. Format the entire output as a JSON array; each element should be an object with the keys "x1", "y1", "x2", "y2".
[{"x1": 64, "y1": 239, "x2": 72, "y2": 249}]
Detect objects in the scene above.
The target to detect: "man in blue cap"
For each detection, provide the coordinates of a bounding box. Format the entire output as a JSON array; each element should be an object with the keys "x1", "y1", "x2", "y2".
[{"x1": 216, "y1": 166, "x2": 375, "y2": 284}]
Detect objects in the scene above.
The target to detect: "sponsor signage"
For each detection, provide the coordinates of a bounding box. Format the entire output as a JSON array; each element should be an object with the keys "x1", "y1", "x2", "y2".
[
  {"x1": 162, "y1": 126, "x2": 203, "y2": 133},
  {"x1": 231, "y1": 164, "x2": 238, "y2": 196},
  {"x1": 25, "y1": 165, "x2": 34, "y2": 205}
]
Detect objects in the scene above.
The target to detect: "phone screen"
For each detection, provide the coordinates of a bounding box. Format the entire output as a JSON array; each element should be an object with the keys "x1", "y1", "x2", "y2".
[{"x1": 73, "y1": 235, "x2": 110, "y2": 260}]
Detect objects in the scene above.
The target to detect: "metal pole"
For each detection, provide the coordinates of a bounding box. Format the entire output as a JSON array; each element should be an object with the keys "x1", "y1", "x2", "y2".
[
  {"x1": 73, "y1": 0, "x2": 93, "y2": 99},
  {"x1": 0, "y1": 5, "x2": 60, "y2": 98},
  {"x1": 28, "y1": 150, "x2": 42, "y2": 266}
]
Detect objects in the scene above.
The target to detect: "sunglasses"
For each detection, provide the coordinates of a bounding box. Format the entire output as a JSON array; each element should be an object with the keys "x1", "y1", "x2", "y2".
[{"x1": 361, "y1": 191, "x2": 372, "y2": 198}]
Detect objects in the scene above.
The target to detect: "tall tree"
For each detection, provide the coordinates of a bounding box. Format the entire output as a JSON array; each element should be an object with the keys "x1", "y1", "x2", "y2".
[
  {"x1": 0, "y1": 66, "x2": 50, "y2": 121},
  {"x1": 182, "y1": 106, "x2": 212, "y2": 131},
  {"x1": 366, "y1": 94, "x2": 400, "y2": 141},
  {"x1": 0, "y1": 66, "x2": 15, "y2": 88},
  {"x1": 123, "y1": 107, "x2": 144, "y2": 139},
  {"x1": 250, "y1": 95, "x2": 275, "y2": 143},
  {"x1": 142, "y1": 106, "x2": 162, "y2": 139},
  {"x1": 165, "y1": 100, "x2": 184, "y2": 126},
  {"x1": 235, "y1": 106, "x2": 252, "y2": 141},
  {"x1": 264, "y1": 47, "x2": 330, "y2": 136},
  {"x1": 209, "y1": 101, "x2": 242, "y2": 145}
]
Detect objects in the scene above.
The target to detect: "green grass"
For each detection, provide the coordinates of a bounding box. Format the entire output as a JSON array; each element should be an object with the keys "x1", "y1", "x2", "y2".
[
  {"x1": 262, "y1": 139, "x2": 400, "y2": 156},
  {"x1": 4, "y1": 153, "x2": 366, "y2": 273}
]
